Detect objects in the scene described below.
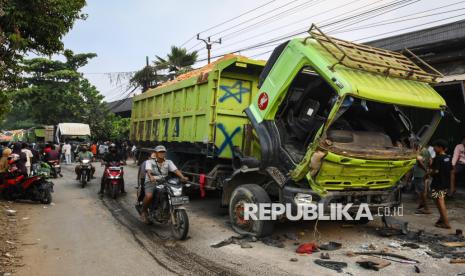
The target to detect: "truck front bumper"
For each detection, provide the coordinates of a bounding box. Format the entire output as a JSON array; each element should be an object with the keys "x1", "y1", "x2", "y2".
[{"x1": 282, "y1": 185, "x2": 401, "y2": 214}]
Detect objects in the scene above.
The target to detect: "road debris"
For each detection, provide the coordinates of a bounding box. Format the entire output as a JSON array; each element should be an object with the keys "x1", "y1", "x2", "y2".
[
  {"x1": 283, "y1": 233, "x2": 298, "y2": 241},
  {"x1": 357, "y1": 256, "x2": 391, "y2": 271},
  {"x1": 290, "y1": 258, "x2": 298, "y2": 262},
  {"x1": 441, "y1": 242, "x2": 465, "y2": 247},
  {"x1": 210, "y1": 235, "x2": 257, "y2": 249},
  {"x1": 451, "y1": 258, "x2": 465, "y2": 264},
  {"x1": 314, "y1": 259, "x2": 347, "y2": 273},
  {"x1": 261, "y1": 236, "x2": 285, "y2": 248},
  {"x1": 382, "y1": 216, "x2": 409, "y2": 234},
  {"x1": 425, "y1": 251, "x2": 444, "y2": 259},
  {"x1": 296, "y1": 242, "x2": 318, "y2": 254},
  {"x1": 319, "y1": 241, "x2": 342, "y2": 251},
  {"x1": 389, "y1": 242, "x2": 401, "y2": 249},
  {"x1": 320, "y1": 252, "x2": 330, "y2": 259},
  {"x1": 402, "y1": 242, "x2": 420, "y2": 249},
  {"x1": 414, "y1": 265, "x2": 420, "y2": 273},
  {"x1": 352, "y1": 251, "x2": 420, "y2": 264},
  {"x1": 4, "y1": 210, "x2": 16, "y2": 216}
]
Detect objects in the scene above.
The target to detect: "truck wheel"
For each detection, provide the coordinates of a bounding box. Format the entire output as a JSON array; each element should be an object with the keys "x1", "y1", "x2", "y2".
[{"x1": 229, "y1": 184, "x2": 274, "y2": 237}]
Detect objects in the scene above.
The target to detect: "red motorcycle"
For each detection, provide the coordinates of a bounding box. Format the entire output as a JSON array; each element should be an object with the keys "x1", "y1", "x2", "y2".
[
  {"x1": 0, "y1": 160, "x2": 53, "y2": 204},
  {"x1": 103, "y1": 161, "x2": 124, "y2": 199}
]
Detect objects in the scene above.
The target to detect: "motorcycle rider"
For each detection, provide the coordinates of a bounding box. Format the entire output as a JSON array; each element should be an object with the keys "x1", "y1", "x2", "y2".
[
  {"x1": 99, "y1": 144, "x2": 126, "y2": 197},
  {"x1": 140, "y1": 145, "x2": 188, "y2": 223},
  {"x1": 75, "y1": 145, "x2": 95, "y2": 180}
]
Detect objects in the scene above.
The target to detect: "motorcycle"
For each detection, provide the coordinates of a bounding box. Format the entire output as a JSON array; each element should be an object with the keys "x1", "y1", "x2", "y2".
[
  {"x1": 47, "y1": 160, "x2": 62, "y2": 178},
  {"x1": 78, "y1": 159, "x2": 92, "y2": 188},
  {"x1": 103, "y1": 161, "x2": 124, "y2": 199},
  {"x1": 136, "y1": 177, "x2": 190, "y2": 240},
  {"x1": 0, "y1": 160, "x2": 53, "y2": 204}
]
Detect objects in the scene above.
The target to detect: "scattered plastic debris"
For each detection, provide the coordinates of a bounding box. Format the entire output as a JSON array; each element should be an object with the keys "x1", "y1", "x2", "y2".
[
  {"x1": 319, "y1": 241, "x2": 342, "y2": 251},
  {"x1": 402, "y1": 242, "x2": 420, "y2": 249},
  {"x1": 320, "y1": 252, "x2": 330, "y2": 259},
  {"x1": 296, "y1": 242, "x2": 318, "y2": 254},
  {"x1": 314, "y1": 259, "x2": 347, "y2": 273},
  {"x1": 357, "y1": 256, "x2": 391, "y2": 271}
]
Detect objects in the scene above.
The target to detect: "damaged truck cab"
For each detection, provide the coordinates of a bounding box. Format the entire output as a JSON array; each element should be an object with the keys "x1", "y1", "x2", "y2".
[
  {"x1": 131, "y1": 26, "x2": 446, "y2": 237},
  {"x1": 233, "y1": 26, "x2": 445, "y2": 236}
]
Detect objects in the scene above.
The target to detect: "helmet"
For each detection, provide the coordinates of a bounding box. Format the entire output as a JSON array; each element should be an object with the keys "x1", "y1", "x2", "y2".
[{"x1": 154, "y1": 145, "x2": 166, "y2": 152}]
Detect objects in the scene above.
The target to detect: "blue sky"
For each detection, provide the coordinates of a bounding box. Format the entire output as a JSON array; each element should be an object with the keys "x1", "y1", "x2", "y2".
[{"x1": 60, "y1": 0, "x2": 465, "y2": 101}]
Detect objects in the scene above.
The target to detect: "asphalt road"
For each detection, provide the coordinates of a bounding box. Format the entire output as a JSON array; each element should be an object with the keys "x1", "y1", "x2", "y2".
[{"x1": 13, "y1": 162, "x2": 465, "y2": 276}]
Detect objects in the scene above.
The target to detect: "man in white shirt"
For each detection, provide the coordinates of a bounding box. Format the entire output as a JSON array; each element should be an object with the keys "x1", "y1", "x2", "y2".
[
  {"x1": 21, "y1": 143, "x2": 33, "y2": 176},
  {"x1": 62, "y1": 142, "x2": 72, "y2": 165},
  {"x1": 140, "y1": 145, "x2": 188, "y2": 223}
]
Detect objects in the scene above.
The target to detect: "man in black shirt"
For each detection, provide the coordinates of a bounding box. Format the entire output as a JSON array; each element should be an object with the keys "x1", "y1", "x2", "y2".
[
  {"x1": 430, "y1": 139, "x2": 452, "y2": 229},
  {"x1": 99, "y1": 144, "x2": 126, "y2": 197}
]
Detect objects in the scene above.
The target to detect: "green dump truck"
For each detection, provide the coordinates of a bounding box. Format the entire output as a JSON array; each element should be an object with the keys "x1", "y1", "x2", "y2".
[{"x1": 131, "y1": 25, "x2": 446, "y2": 236}]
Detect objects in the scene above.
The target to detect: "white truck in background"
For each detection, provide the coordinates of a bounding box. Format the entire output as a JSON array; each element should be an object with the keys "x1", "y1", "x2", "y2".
[{"x1": 55, "y1": 123, "x2": 91, "y2": 144}]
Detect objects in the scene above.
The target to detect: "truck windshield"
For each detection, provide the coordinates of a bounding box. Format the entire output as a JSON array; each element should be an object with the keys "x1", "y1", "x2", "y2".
[{"x1": 323, "y1": 96, "x2": 441, "y2": 159}]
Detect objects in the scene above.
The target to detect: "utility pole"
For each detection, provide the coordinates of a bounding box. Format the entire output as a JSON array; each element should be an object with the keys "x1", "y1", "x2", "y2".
[
  {"x1": 197, "y1": 34, "x2": 222, "y2": 64},
  {"x1": 143, "y1": 56, "x2": 149, "y2": 92}
]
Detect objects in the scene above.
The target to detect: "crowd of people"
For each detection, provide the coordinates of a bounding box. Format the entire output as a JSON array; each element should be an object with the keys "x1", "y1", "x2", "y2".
[{"x1": 411, "y1": 137, "x2": 465, "y2": 229}]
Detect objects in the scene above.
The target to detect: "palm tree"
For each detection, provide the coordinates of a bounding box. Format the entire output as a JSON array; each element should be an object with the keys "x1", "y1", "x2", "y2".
[{"x1": 154, "y1": 46, "x2": 198, "y2": 78}]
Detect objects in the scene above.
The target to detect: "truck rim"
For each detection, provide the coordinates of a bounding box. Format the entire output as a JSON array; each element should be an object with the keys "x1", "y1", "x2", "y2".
[{"x1": 234, "y1": 200, "x2": 252, "y2": 230}]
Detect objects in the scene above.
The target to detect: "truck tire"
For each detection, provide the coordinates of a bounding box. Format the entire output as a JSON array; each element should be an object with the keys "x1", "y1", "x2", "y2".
[{"x1": 229, "y1": 184, "x2": 274, "y2": 237}]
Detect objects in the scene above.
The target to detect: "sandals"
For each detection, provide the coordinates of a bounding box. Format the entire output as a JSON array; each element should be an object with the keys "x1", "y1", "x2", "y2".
[
  {"x1": 435, "y1": 222, "x2": 451, "y2": 229},
  {"x1": 415, "y1": 209, "x2": 432, "y2": 214}
]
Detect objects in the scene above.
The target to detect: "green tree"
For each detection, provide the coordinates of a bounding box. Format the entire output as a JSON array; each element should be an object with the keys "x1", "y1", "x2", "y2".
[
  {"x1": 154, "y1": 46, "x2": 198, "y2": 79},
  {"x1": 109, "y1": 116, "x2": 130, "y2": 141},
  {"x1": 0, "y1": 0, "x2": 86, "y2": 90},
  {"x1": 129, "y1": 64, "x2": 166, "y2": 91},
  {"x1": 1, "y1": 50, "x2": 117, "y2": 141},
  {"x1": 129, "y1": 46, "x2": 198, "y2": 91}
]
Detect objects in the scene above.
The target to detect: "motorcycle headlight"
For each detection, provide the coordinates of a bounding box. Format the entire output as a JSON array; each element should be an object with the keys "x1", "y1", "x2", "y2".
[
  {"x1": 82, "y1": 160, "x2": 90, "y2": 164},
  {"x1": 170, "y1": 186, "x2": 183, "y2": 197}
]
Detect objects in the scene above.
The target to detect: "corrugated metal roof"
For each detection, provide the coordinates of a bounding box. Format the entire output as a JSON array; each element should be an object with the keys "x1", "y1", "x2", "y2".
[
  {"x1": 367, "y1": 19, "x2": 465, "y2": 51},
  {"x1": 107, "y1": 98, "x2": 132, "y2": 113}
]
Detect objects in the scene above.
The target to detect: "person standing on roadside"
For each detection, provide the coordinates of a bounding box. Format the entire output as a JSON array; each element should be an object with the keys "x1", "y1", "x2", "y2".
[
  {"x1": 21, "y1": 142, "x2": 33, "y2": 176},
  {"x1": 451, "y1": 137, "x2": 465, "y2": 195},
  {"x1": 90, "y1": 142, "x2": 97, "y2": 158},
  {"x1": 62, "y1": 141, "x2": 72, "y2": 165},
  {"x1": 430, "y1": 139, "x2": 453, "y2": 229},
  {"x1": 413, "y1": 145, "x2": 432, "y2": 214}
]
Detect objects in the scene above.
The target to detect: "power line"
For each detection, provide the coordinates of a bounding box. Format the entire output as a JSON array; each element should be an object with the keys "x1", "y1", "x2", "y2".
[
  {"x1": 334, "y1": 0, "x2": 465, "y2": 30},
  {"x1": 210, "y1": 0, "x2": 379, "y2": 55},
  {"x1": 198, "y1": 0, "x2": 403, "y2": 57},
  {"x1": 210, "y1": 0, "x2": 364, "y2": 53},
  {"x1": 208, "y1": 0, "x2": 301, "y2": 38},
  {"x1": 179, "y1": 0, "x2": 277, "y2": 48},
  {"x1": 331, "y1": 6, "x2": 465, "y2": 35},
  {"x1": 219, "y1": 0, "x2": 324, "y2": 40},
  {"x1": 354, "y1": 13, "x2": 465, "y2": 41},
  {"x1": 197, "y1": 0, "x2": 417, "y2": 61}
]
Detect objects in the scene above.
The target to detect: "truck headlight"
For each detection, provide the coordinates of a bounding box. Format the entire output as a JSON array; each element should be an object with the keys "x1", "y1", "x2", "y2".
[{"x1": 294, "y1": 193, "x2": 313, "y2": 205}]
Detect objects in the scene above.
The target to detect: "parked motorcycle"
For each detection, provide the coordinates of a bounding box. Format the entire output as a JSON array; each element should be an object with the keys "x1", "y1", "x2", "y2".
[
  {"x1": 136, "y1": 177, "x2": 189, "y2": 240},
  {"x1": 78, "y1": 159, "x2": 92, "y2": 188},
  {"x1": 103, "y1": 161, "x2": 124, "y2": 199},
  {"x1": 47, "y1": 160, "x2": 62, "y2": 178},
  {"x1": 0, "y1": 162, "x2": 53, "y2": 204}
]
